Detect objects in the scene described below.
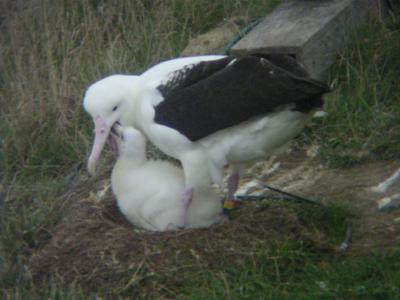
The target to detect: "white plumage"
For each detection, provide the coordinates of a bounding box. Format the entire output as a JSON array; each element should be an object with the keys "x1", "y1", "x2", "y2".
[{"x1": 111, "y1": 127, "x2": 223, "y2": 231}]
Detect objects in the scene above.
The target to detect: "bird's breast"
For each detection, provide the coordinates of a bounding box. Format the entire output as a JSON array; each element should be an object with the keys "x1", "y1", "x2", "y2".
[{"x1": 199, "y1": 110, "x2": 310, "y2": 166}]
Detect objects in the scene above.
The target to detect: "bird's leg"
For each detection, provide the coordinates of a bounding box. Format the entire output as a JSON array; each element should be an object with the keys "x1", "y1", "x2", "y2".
[
  {"x1": 179, "y1": 148, "x2": 212, "y2": 222},
  {"x1": 223, "y1": 170, "x2": 240, "y2": 215},
  {"x1": 228, "y1": 170, "x2": 240, "y2": 199},
  {"x1": 180, "y1": 187, "x2": 193, "y2": 228}
]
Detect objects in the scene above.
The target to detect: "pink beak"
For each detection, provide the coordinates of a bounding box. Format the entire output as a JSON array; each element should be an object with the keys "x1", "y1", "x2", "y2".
[{"x1": 87, "y1": 116, "x2": 110, "y2": 175}]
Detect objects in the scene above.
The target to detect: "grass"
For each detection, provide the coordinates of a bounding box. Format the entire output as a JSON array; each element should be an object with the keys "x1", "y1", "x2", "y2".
[
  {"x1": 0, "y1": 0, "x2": 280, "y2": 298},
  {"x1": 3, "y1": 247, "x2": 400, "y2": 299},
  {"x1": 3, "y1": 248, "x2": 400, "y2": 299},
  {"x1": 181, "y1": 246, "x2": 400, "y2": 300},
  {"x1": 0, "y1": 178, "x2": 69, "y2": 290},
  {"x1": 2, "y1": 197, "x2": 359, "y2": 299},
  {"x1": 1, "y1": 0, "x2": 400, "y2": 299},
  {"x1": 0, "y1": 0, "x2": 280, "y2": 180},
  {"x1": 307, "y1": 9, "x2": 400, "y2": 167}
]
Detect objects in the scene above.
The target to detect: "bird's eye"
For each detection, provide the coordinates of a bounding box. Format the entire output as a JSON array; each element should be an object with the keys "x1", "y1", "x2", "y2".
[{"x1": 112, "y1": 105, "x2": 118, "y2": 112}]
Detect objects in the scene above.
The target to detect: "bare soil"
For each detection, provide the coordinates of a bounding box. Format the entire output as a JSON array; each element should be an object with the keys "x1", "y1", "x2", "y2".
[{"x1": 239, "y1": 148, "x2": 400, "y2": 253}]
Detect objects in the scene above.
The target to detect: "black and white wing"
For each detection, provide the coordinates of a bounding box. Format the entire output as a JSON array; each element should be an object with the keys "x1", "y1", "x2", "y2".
[{"x1": 154, "y1": 54, "x2": 330, "y2": 141}]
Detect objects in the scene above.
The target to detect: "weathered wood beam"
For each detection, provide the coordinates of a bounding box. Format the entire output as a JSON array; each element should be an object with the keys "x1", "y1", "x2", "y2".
[{"x1": 230, "y1": 0, "x2": 383, "y2": 79}]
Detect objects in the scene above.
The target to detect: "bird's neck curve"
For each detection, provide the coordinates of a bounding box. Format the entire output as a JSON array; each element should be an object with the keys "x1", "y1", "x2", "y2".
[
  {"x1": 118, "y1": 75, "x2": 142, "y2": 128},
  {"x1": 117, "y1": 148, "x2": 147, "y2": 170}
]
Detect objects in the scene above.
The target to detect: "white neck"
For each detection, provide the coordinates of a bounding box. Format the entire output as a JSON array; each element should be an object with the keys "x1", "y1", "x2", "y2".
[
  {"x1": 116, "y1": 151, "x2": 146, "y2": 173},
  {"x1": 118, "y1": 75, "x2": 143, "y2": 128}
]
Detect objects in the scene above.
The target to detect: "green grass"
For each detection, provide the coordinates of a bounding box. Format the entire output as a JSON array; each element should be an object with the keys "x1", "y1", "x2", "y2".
[
  {"x1": 308, "y1": 9, "x2": 400, "y2": 167},
  {"x1": 181, "y1": 245, "x2": 400, "y2": 300},
  {"x1": 1, "y1": 1, "x2": 400, "y2": 299},
  {"x1": 0, "y1": 179, "x2": 69, "y2": 289},
  {"x1": 0, "y1": 0, "x2": 279, "y2": 181},
  {"x1": 3, "y1": 249, "x2": 400, "y2": 300}
]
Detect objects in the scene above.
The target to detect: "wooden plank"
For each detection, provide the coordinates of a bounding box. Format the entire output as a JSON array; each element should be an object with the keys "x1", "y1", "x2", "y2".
[{"x1": 230, "y1": 0, "x2": 381, "y2": 79}]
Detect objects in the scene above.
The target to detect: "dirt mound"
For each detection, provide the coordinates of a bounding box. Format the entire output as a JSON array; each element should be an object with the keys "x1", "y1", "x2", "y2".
[{"x1": 27, "y1": 170, "x2": 331, "y2": 295}]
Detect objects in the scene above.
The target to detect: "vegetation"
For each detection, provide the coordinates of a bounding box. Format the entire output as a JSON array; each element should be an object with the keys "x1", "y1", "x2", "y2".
[
  {"x1": 0, "y1": 0, "x2": 399, "y2": 298},
  {"x1": 0, "y1": 0, "x2": 279, "y2": 180},
  {"x1": 181, "y1": 245, "x2": 400, "y2": 300},
  {"x1": 308, "y1": 9, "x2": 400, "y2": 167}
]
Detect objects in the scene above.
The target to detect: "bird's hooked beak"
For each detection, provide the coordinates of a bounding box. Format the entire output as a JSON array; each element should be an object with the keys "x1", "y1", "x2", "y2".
[
  {"x1": 88, "y1": 116, "x2": 110, "y2": 175},
  {"x1": 87, "y1": 116, "x2": 122, "y2": 175}
]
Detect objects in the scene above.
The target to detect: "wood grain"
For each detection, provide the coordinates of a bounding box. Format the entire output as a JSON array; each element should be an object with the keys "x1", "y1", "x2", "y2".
[{"x1": 230, "y1": 0, "x2": 380, "y2": 79}]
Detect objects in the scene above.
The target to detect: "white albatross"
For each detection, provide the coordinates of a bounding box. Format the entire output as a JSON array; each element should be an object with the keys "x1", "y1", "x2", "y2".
[
  {"x1": 111, "y1": 126, "x2": 223, "y2": 231},
  {"x1": 84, "y1": 54, "x2": 330, "y2": 208}
]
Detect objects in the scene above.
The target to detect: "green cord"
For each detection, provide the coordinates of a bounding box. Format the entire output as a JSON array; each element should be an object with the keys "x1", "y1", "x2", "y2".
[{"x1": 219, "y1": 18, "x2": 263, "y2": 55}]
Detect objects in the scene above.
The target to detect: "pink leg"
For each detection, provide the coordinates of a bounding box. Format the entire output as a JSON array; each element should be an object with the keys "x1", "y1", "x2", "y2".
[
  {"x1": 227, "y1": 171, "x2": 240, "y2": 200},
  {"x1": 224, "y1": 171, "x2": 240, "y2": 215},
  {"x1": 180, "y1": 187, "x2": 193, "y2": 228}
]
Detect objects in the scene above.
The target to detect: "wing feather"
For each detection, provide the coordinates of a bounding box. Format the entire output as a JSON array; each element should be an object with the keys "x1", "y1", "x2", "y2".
[{"x1": 155, "y1": 54, "x2": 330, "y2": 141}]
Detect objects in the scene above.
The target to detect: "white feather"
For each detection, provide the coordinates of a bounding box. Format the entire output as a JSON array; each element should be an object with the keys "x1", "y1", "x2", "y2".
[{"x1": 111, "y1": 127, "x2": 223, "y2": 231}]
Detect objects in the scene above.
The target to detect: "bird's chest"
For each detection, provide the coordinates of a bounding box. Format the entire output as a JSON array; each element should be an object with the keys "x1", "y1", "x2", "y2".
[{"x1": 201, "y1": 111, "x2": 310, "y2": 165}]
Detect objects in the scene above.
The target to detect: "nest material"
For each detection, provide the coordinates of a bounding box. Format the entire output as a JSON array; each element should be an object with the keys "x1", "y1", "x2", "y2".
[{"x1": 27, "y1": 172, "x2": 331, "y2": 295}]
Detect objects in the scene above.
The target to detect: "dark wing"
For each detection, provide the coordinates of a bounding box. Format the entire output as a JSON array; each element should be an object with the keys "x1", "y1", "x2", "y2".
[
  {"x1": 158, "y1": 56, "x2": 236, "y2": 95},
  {"x1": 154, "y1": 54, "x2": 330, "y2": 141}
]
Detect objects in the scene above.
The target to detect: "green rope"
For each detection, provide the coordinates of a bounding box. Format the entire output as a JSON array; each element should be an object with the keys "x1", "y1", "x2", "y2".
[{"x1": 219, "y1": 18, "x2": 263, "y2": 55}]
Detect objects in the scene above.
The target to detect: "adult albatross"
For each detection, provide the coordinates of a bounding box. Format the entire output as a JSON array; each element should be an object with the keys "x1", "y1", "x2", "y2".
[{"x1": 83, "y1": 54, "x2": 330, "y2": 206}]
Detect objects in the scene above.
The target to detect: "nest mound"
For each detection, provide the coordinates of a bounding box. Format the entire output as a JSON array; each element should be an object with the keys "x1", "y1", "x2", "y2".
[{"x1": 28, "y1": 172, "x2": 332, "y2": 295}]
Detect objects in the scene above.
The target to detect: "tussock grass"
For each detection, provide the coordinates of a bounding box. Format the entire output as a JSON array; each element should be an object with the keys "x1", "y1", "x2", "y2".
[
  {"x1": 310, "y1": 9, "x2": 400, "y2": 167},
  {"x1": 1, "y1": 1, "x2": 400, "y2": 299},
  {"x1": 0, "y1": 0, "x2": 279, "y2": 180},
  {"x1": 181, "y1": 245, "x2": 400, "y2": 299}
]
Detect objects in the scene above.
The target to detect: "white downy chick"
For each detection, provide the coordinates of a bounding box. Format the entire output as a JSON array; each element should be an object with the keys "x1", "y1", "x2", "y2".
[{"x1": 111, "y1": 127, "x2": 223, "y2": 231}]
